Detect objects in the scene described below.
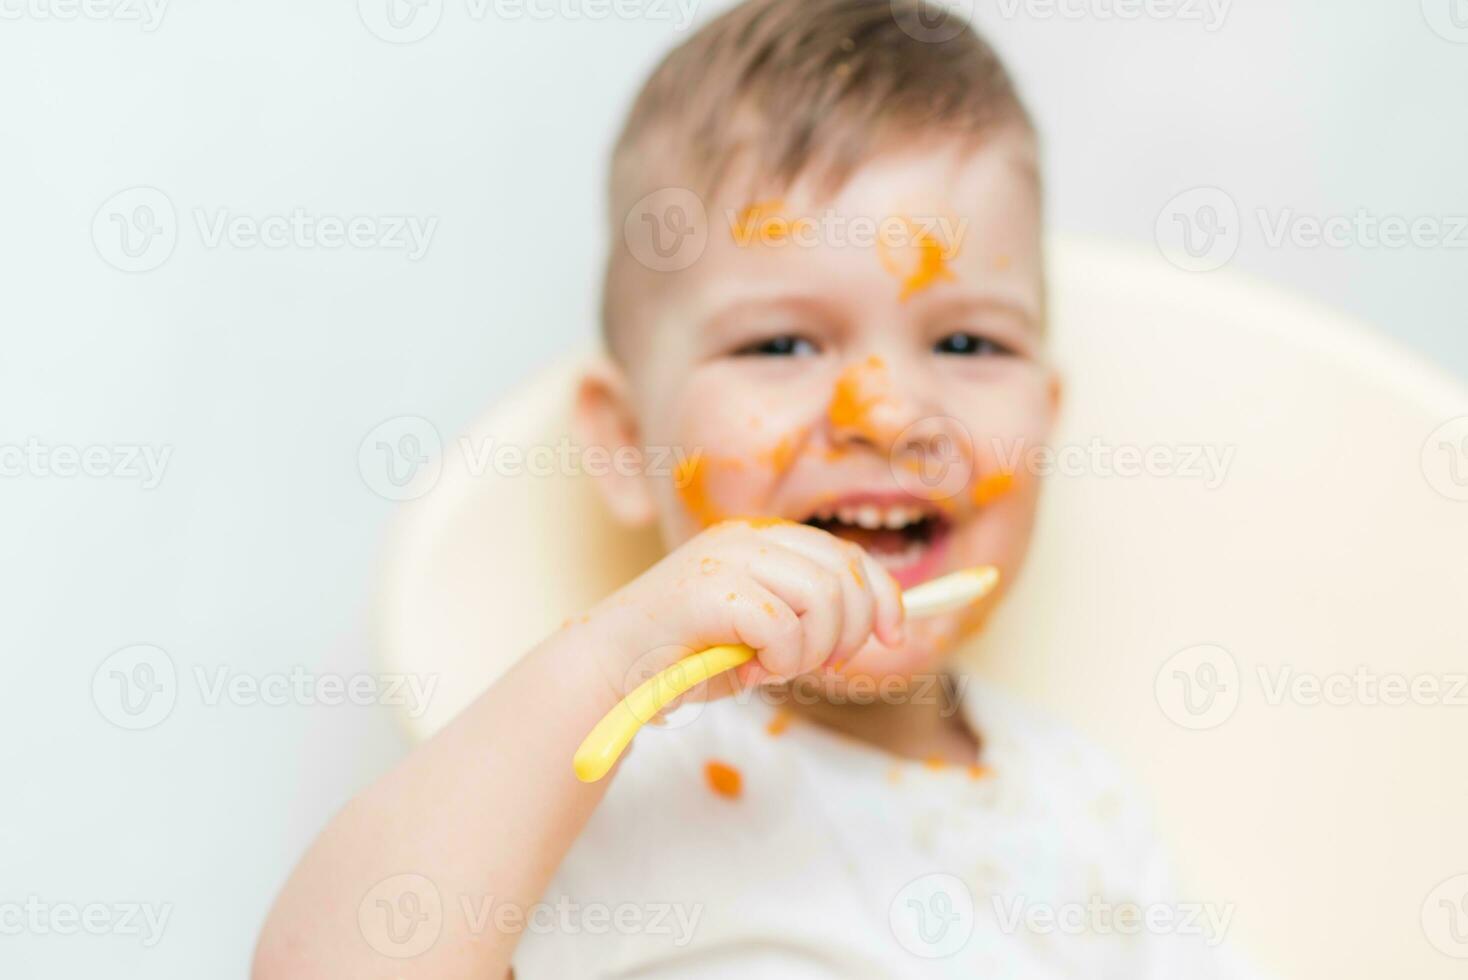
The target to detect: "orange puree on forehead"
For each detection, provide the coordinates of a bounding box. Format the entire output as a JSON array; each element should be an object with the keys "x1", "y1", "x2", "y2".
[
  {"x1": 704, "y1": 760, "x2": 743, "y2": 799},
  {"x1": 877, "y1": 220, "x2": 958, "y2": 301},
  {"x1": 731, "y1": 199, "x2": 791, "y2": 246}
]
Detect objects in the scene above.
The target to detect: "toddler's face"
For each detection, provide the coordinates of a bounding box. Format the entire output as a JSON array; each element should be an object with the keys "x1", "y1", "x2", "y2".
[{"x1": 600, "y1": 131, "x2": 1057, "y2": 677}]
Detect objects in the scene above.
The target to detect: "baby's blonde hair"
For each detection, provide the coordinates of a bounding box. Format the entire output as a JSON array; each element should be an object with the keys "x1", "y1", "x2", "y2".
[{"x1": 603, "y1": 0, "x2": 1036, "y2": 354}]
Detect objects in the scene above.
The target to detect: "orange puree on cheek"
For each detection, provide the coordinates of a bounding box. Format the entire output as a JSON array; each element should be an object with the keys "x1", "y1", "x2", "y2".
[
  {"x1": 971, "y1": 469, "x2": 1015, "y2": 506},
  {"x1": 704, "y1": 760, "x2": 743, "y2": 799},
  {"x1": 674, "y1": 455, "x2": 723, "y2": 527}
]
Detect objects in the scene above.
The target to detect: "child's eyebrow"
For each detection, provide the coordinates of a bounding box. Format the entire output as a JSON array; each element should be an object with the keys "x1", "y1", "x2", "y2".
[
  {"x1": 701, "y1": 295, "x2": 841, "y2": 333},
  {"x1": 919, "y1": 295, "x2": 1040, "y2": 332}
]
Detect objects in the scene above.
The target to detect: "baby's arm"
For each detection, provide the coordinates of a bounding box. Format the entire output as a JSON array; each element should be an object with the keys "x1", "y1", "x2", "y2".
[{"x1": 251, "y1": 521, "x2": 902, "y2": 980}]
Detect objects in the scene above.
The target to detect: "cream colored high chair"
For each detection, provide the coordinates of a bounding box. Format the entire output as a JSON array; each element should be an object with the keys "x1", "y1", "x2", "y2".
[{"x1": 375, "y1": 237, "x2": 1468, "y2": 979}]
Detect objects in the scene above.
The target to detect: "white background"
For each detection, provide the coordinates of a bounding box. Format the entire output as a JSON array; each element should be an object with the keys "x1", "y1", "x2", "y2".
[{"x1": 1, "y1": 0, "x2": 1465, "y2": 975}]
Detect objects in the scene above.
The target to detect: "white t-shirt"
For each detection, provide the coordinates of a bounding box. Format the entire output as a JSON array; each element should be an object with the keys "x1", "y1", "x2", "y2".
[{"x1": 514, "y1": 676, "x2": 1255, "y2": 978}]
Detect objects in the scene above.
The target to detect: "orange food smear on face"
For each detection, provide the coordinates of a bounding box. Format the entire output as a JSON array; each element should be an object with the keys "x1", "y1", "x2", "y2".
[
  {"x1": 705, "y1": 760, "x2": 743, "y2": 798},
  {"x1": 994, "y1": 254, "x2": 1012, "y2": 271},
  {"x1": 761, "y1": 601, "x2": 778, "y2": 618},
  {"x1": 674, "y1": 456, "x2": 723, "y2": 527},
  {"x1": 971, "y1": 469, "x2": 1015, "y2": 507},
  {"x1": 765, "y1": 710, "x2": 792, "y2": 737},
  {"x1": 827, "y1": 658, "x2": 846, "y2": 673},
  {"x1": 900, "y1": 230, "x2": 957, "y2": 300},
  {"x1": 758, "y1": 435, "x2": 798, "y2": 476},
  {"x1": 827, "y1": 356, "x2": 891, "y2": 440},
  {"x1": 923, "y1": 755, "x2": 947, "y2": 771},
  {"x1": 848, "y1": 558, "x2": 865, "y2": 588},
  {"x1": 732, "y1": 200, "x2": 791, "y2": 246},
  {"x1": 876, "y1": 220, "x2": 959, "y2": 301},
  {"x1": 967, "y1": 763, "x2": 993, "y2": 780},
  {"x1": 699, "y1": 557, "x2": 721, "y2": 575}
]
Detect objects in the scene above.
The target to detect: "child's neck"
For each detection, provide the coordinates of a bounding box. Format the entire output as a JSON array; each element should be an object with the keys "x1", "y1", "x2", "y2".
[{"x1": 783, "y1": 673, "x2": 980, "y2": 766}]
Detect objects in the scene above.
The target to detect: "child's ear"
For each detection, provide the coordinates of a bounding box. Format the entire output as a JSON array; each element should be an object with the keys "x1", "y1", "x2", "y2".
[{"x1": 571, "y1": 356, "x2": 658, "y2": 527}]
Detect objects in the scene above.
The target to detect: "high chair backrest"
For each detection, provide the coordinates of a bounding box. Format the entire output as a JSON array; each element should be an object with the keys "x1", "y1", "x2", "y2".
[{"x1": 376, "y1": 237, "x2": 1468, "y2": 979}]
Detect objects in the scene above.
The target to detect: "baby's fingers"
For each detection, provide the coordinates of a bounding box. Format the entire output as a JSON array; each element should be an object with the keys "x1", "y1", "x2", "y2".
[{"x1": 747, "y1": 550, "x2": 845, "y2": 675}]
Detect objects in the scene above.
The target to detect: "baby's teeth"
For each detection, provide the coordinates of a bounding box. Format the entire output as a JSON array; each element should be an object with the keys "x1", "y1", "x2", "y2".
[
  {"x1": 837, "y1": 507, "x2": 859, "y2": 525},
  {"x1": 855, "y1": 505, "x2": 883, "y2": 529},
  {"x1": 883, "y1": 507, "x2": 910, "y2": 529}
]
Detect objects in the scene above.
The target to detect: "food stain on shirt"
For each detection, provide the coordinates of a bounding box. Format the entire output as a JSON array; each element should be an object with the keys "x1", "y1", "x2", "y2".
[
  {"x1": 704, "y1": 760, "x2": 743, "y2": 799},
  {"x1": 967, "y1": 763, "x2": 993, "y2": 781},
  {"x1": 765, "y1": 710, "x2": 793, "y2": 737}
]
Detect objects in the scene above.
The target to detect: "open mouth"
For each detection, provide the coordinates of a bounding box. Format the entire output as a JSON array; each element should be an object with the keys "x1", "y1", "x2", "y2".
[{"x1": 801, "y1": 499, "x2": 953, "y2": 587}]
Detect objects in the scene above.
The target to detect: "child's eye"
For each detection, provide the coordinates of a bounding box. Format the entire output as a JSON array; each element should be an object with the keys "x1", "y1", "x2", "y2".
[
  {"x1": 733, "y1": 335, "x2": 819, "y2": 357},
  {"x1": 933, "y1": 332, "x2": 1014, "y2": 357}
]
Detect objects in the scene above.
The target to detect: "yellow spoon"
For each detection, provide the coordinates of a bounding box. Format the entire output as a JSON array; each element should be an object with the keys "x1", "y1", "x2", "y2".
[{"x1": 573, "y1": 565, "x2": 1000, "y2": 782}]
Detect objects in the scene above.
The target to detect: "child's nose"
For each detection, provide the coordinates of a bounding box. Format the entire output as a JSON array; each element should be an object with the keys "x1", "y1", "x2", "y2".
[{"x1": 823, "y1": 355, "x2": 939, "y2": 454}]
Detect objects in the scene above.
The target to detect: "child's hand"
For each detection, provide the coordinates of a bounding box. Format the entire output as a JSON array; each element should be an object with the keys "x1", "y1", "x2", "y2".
[{"x1": 582, "y1": 520, "x2": 907, "y2": 704}]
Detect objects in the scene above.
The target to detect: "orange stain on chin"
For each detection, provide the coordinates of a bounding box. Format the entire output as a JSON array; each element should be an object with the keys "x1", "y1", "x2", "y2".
[
  {"x1": 705, "y1": 760, "x2": 743, "y2": 798},
  {"x1": 847, "y1": 558, "x2": 865, "y2": 588}
]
